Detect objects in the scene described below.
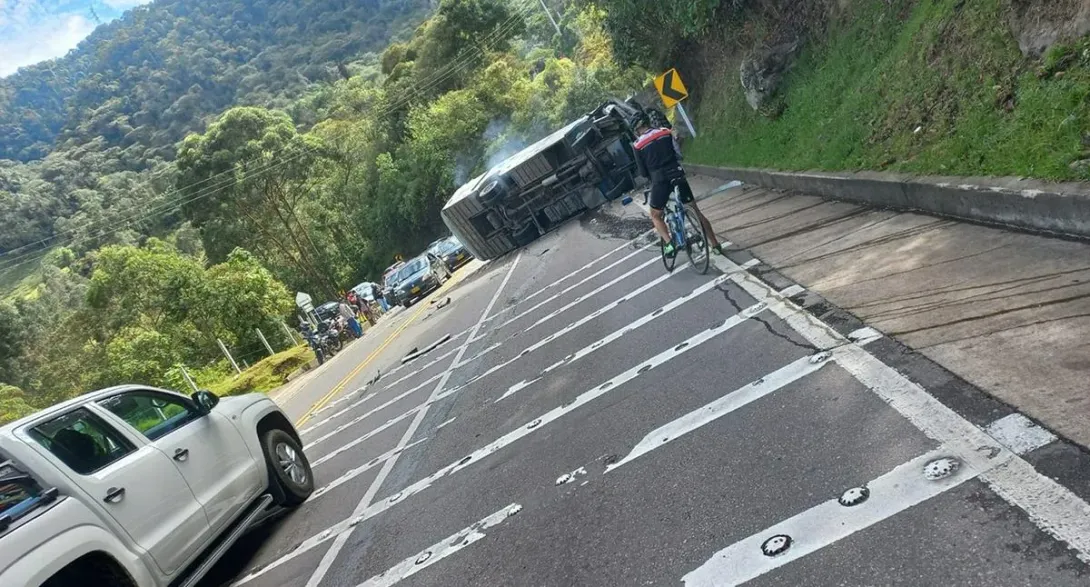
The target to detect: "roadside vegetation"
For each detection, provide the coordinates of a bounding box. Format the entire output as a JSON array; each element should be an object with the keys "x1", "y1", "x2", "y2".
[
  {"x1": 0, "y1": 0, "x2": 648, "y2": 423},
  {"x1": 683, "y1": 0, "x2": 1090, "y2": 180},
  {"x1": 205, "y1": 345, "x2": 316, "y2": 398}
]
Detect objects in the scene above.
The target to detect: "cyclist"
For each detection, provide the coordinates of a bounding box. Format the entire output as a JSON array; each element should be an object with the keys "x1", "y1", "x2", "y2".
[{"x1": 632, "y1": 114, "x2": 723, "y2": 258}]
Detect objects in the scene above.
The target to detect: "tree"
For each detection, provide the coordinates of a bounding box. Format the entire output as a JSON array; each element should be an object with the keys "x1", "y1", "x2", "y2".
[
  {"x1": 0, "y1": 384, "x2": 37, "y2": 425},
  {"x1": 176, "y1": 106, "x2": 339, "y2": 296},
  {"x1": 0, "y1": 303, "x2": 24, "y2": 386}
]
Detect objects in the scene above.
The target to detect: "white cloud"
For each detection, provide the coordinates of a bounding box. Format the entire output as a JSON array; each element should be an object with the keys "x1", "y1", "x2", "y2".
[{"x1": 0, "y1": 12, "x2": 95, "y2": 76}]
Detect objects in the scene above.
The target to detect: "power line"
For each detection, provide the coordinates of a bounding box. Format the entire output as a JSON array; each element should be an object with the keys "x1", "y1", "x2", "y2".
[{"x1": 0, "y1": 0, "x2": 539, "y2": 273}]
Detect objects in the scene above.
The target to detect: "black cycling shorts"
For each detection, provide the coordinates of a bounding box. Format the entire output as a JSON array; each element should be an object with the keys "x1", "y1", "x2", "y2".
[{"x1": 648, "y1": 177, "x2": 695, "y2": 210}]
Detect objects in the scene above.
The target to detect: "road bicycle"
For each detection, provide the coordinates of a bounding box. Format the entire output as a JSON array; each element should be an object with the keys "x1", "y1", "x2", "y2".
[{"x1": 659, "y1": 181, "x2": 710, "y2": 275}]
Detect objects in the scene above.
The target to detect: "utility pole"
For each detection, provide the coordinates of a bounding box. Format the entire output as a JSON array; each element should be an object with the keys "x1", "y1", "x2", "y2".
[{"x1": 538, "y1": 0, "x2": 562, "y2": 37}]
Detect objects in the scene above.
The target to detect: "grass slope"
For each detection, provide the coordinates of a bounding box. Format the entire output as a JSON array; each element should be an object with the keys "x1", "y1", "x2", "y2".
[
  {"x1": 687, "y1": 0, "x2": 1090, "y2": 180},
  {"x1": 206, "y1": 344, "x2": 315, "y2": 397}
]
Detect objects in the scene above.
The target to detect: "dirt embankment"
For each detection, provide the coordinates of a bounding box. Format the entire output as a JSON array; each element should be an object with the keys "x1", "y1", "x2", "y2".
[{"x1": 674, "y1": 0, "x2": 1090, "y2": 118}]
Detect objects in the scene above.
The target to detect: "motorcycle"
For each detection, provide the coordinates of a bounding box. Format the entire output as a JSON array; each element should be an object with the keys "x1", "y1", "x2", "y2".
[{"x1": 316, "y1": 321, "x2": 343, "y2": 361}]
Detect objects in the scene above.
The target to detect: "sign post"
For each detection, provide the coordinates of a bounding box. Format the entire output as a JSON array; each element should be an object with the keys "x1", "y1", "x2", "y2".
[
  {"x1": 653, "y1": 68, "x2": 697, "y2": 137},
  {"x1": 675, "y1": 103, "x2": 697, "y2": 138}
]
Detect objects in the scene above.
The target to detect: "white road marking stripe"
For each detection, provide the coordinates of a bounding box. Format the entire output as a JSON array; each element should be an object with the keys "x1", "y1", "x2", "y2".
[
  {"x1": 310, "y1": 321, "x2": 461, "y2": 418},
  {"x1": 311, "y1": 405, "x2": 421, "y2": 467},
  {"x1": 847, "y1": 326, "x2": 883, "y2": 345},
  {"x1": 356, "y1": 504, "x2": 522, "y2": 587},
  {"x1": 476, "y1": 252, "x2": 658, "y2": 338},
  {"x1": 353, "y1": 262, "x2": 697, "y2": 414},
  {"x1": 707, "y1": 252, "x2": 1090, "y2": 567},
  {"x1": 305, "y1": 371, "x2": 443, "y2": 448},
  {"x1": 683, "y1": 443, "x2": 1009, "y2": 586},
  {"x1": 779, "y1": 284, "x2": 805, "y2": 298},
  {"x1": 983, "y1": 413, "x2": 1056, "y2": 456},
  {"x1": 235, "y1": 278, "x2": 761, "y2": 585},
  {"x1": 305, "y1": 392, "x2": 377, "y2": 429},
  {"x1": 982, "y1": 459, "x2": 1090, "y2": 564},
  {"x1": 436, "y1": 417, "x2": 456, "y2": 429},
  {"x1": 302, "y1": 252, "x2": 523, "y2": 587},
  {"x1": 453, "y1": 342, "x2": 501, "y2": 368},
  {"x1": 310, "y1": 439, "x2": 428, "y2": 500},
  {"x1": 491, "y1": 232, "x2": 652, "y2": 316},
  {"x1": 499, "y1": 271, "x2": 736, "y2": 402},
  {"x1": 486, "y1": 255, "x2": 661, "y2": 341},
  {"x1": 311, "y1": 243, "x2": 654, "y2": 431},
  {"x1": 383, "y1": 355, "x2": 453, "y2": 391},
  {"x1": 607, "y1": 352, "x2": 828, "y2": 472},
  {"x1": 383, "y1": 333, "x2": 467, "y2": 379}
]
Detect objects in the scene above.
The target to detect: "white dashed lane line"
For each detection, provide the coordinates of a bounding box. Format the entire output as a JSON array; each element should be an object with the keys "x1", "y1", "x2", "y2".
[
  {"x1": 302, "y1": 252, "x2": 523, "y2": 587},
  {"x1": 355, "y1": 503, "x2": 523, "y2": 587}
]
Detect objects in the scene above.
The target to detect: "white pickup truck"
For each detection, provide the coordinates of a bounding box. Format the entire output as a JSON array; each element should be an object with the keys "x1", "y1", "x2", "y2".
[{"x1": 0, "y1": 385, "x2": 314, "y2": 587}]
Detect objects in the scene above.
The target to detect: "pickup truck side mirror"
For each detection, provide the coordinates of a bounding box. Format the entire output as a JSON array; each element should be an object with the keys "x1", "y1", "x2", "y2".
[{"x1": 191, "y1": 390, "x2": 220, "y2": 414}]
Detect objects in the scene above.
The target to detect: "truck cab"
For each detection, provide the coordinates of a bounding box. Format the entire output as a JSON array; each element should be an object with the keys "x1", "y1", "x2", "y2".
[{"x1": 0, "y1": 385, "x2": 313, "y2": 587}]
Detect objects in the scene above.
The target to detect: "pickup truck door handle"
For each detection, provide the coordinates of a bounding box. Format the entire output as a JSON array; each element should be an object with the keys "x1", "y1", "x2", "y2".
[
  {"x1": 104, "y1": 487, "x2": 125, "y2": 504},
  {"x1": 172, "y1": 448, "x2": 189, "y2": 462}
]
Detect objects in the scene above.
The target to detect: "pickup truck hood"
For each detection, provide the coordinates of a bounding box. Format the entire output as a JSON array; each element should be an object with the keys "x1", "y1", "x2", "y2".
[{"x1": 216, "y1": 394, "x2": 271, "y2": 420}]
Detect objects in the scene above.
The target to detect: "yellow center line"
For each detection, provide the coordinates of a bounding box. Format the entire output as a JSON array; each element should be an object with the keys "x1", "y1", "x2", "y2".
[{"x1": 292, "y1": 270, "x2": 470, "y2": 428}]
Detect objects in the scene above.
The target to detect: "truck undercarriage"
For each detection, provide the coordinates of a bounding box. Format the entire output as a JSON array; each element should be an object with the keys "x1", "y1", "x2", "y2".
[{"x1": 441, "y1": 99, "x2": 648, "y2": 261}]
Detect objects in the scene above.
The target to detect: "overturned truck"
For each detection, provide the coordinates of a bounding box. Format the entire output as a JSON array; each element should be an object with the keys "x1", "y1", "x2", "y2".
[{"x1": 441, "y1": 99, "x2": 646, "y2": 261}]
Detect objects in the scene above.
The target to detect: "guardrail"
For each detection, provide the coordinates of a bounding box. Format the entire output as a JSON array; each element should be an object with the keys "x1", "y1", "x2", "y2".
[{"x1": 687, "y1": 164, "x2": 1090, "y2": 241}]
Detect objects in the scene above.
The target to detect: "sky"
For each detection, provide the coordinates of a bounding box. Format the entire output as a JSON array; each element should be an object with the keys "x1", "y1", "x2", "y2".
[{"x1": 0, "y1": 0, "x2": 151, "y2": 77}]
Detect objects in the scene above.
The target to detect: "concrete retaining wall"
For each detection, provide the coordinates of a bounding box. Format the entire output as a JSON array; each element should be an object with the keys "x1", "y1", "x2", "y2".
[{"x1": 687, "y1": 164, "x2": 1090, "y2": 240}]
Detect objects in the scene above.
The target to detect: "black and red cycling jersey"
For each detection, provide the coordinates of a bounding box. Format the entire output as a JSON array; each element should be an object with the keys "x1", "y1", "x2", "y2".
[{"x1": 633, "y1": 127, "x2": 684, "y2": 181}]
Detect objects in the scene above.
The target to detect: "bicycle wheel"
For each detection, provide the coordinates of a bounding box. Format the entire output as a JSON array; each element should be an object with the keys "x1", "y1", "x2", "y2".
[
  {"x1": 660, "y1": 214, "x2": 678, "y2": 273},
  {"x1": 683, "y1": 206, "x2": 710, "y2": 275}
]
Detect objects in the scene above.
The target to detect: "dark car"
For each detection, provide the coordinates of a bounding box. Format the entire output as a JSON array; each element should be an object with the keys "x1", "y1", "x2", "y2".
[
  {"x1": 426, "y1": 236, "x2": 473, "y2": 271},
  {"x1": 313, "y1": 302, "x2": 341, "y2": 324},
  {"x1": 392, "y1": 254, "x2": 451, "y2": 308},
  {"x1": 381, "y1": 262, "x2": 406, "y2": 306}
]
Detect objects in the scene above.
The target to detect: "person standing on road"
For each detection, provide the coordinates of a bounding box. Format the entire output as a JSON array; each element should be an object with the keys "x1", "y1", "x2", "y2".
[
  {"x1": 339, "y1": 300, "x2": 363, "y2": 338},
  {"x1": 632, "y1": 114, "x2": 724, "y2": 258},
  {"x1": 374, "y1": 285, "x2": 389, "y2": 313}
]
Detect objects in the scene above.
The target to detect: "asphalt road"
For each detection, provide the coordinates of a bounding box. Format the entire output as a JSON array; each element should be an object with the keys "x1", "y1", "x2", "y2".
[{"x1": 202, "y1": 203, "x2": 1090, "y2": 587}]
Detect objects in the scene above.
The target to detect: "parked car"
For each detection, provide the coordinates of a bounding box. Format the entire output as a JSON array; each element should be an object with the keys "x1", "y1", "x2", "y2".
[
  {"x1": 381, "y1": 262, "x2": 406, "y2": 306},
  {"x1": 0, "y1": 385, "x2": 313, "y2": 587},
  {"x1": 392, "y1": 254, "x2": 451, "y2": 308},
  {"x1": 426, "y1": 236, "x2": 473, "y2": 271},
  {"x1": 313, "y1": 301, "x2": 340, "y2": 324},
  {"x1": 350, "y1": 282, "x2": 379, "y2": 302}
]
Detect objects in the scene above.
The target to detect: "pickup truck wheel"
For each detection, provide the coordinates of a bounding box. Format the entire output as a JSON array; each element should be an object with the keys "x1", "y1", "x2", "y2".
[
  {"x1": 262, "y1": 429, "x2": 314, "y2": 506},
  {"x1": 43, "y1": 554, "x2": 134, "y2": 587}
]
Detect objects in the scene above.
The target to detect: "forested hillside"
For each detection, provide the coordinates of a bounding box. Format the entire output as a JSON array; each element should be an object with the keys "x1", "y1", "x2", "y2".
[
  {"x1": 0, "y1": 0, "x2": 430, "y2": 163},
  {"x1": 0, "y1": 0, "x2": 429, "y2": 264},
  {"x1": 0, "y1": 0, "x2": 648, "y2": 422}
]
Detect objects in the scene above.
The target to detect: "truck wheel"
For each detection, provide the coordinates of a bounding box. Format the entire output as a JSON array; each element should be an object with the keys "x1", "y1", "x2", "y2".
[
  {"x1": 43, "y1": 554, "x2": 134, "y2": 587},
  {"x1": 262, "y1": 429, "x2": 314, "y2": 506}
]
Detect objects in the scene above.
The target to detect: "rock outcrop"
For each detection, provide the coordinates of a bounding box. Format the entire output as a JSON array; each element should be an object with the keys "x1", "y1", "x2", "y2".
[
  {"x1": 1008, "y1": 0, "x2": 1090, "y2": 56},
  {"x1": 739, "y1": 41, "x2": 800, "y2": 113}
]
